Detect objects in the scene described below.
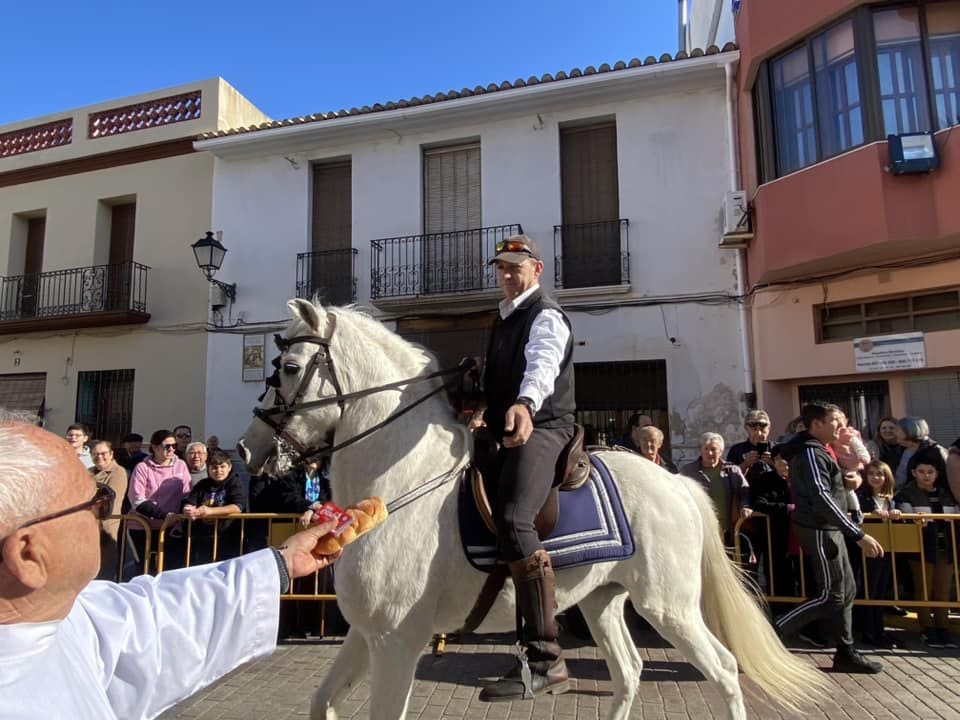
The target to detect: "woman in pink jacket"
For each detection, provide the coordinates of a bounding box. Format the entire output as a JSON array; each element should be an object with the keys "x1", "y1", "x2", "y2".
[{"x1": 126, "y1": 428, "x2": 192, "y2": 572}]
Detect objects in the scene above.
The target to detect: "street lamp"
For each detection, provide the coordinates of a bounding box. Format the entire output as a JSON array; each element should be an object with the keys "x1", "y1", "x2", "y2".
[{"x1": 191, "y1": 231, "x2": 236, "y2": 303}]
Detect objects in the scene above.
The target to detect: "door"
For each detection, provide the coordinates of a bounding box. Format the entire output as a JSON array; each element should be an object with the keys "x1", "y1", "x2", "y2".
[
  {"x1": 309, "y1": 162, "x2": 353, "y2": 304},
  {"x1": 21, "y1": 217, "x2": 45, "y2": 317},
  {"x1": 106, "y1": 203, "x2": 135, "y2": 311},
  {"x1": 560, "y1": 122, "x2": 621, "y2": 288}
]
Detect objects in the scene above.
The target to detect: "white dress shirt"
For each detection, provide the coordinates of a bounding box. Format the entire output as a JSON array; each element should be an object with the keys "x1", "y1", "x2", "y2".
[
  {"x1": 498, "y1": 284, "x2": 571, "y2": 413},
  {"x1": 0, "y1": 549, "x2": 281, "y2": 720}
]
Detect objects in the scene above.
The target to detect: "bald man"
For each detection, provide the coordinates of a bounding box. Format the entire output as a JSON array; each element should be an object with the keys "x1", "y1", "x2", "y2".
[{"x1": 0, "y1": 416, "x2": 340, "y2": 720}]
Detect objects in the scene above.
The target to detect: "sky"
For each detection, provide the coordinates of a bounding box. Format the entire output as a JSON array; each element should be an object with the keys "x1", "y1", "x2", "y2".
[{"x1": 0, "y1": 1, "x2": 680, "y2": 127}]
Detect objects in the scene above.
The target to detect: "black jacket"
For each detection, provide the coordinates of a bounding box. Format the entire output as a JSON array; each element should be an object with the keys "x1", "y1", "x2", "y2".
[
  {"x1": 483, "y1": 289, "x2": 575, "y2": 439},
  {"x1": 785, "y1": 432, "x2": 864, "y2": 541}
]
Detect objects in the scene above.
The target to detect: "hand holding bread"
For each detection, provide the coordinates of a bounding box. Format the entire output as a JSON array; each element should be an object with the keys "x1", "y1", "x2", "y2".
[{"x1": 311, "y1": 496, "x2": 388, "y2": 557}]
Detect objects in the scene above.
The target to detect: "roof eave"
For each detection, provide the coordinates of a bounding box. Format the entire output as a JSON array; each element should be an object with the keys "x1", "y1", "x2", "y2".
[{"x1": 195, "y1": 51, "x2": 739, "y2": 158}]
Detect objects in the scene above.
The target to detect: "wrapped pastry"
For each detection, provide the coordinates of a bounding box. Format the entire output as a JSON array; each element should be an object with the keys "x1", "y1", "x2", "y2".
[{"x1": 311, "y1": 496, "x2": 388, "y2": 556}]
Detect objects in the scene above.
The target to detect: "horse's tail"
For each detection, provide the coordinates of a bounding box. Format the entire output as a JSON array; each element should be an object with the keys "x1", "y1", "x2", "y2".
[{"x1": 690, "y1": 485, "x2": 828, "y2": 711}]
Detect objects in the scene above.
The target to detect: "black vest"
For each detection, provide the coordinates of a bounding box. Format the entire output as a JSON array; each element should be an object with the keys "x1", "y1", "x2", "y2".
[{"x1": 483, "y1": 289, "x2": 576, "y2": 439}]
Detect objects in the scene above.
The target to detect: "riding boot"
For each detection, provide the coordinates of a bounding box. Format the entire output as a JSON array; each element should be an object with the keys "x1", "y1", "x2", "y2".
[{"x1": 479, "y1": 549, "x2": 570, "y2": 702}]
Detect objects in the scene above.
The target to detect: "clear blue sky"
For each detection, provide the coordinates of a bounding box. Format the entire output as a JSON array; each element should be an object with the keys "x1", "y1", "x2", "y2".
[{"x1": 0, "y1": 1, "x2": 679, "y2": 127}]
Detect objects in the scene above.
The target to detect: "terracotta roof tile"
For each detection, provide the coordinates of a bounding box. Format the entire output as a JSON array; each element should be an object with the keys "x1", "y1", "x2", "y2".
[{"x1": 199, "y1": 45, "x2": 738, "y2": 140}]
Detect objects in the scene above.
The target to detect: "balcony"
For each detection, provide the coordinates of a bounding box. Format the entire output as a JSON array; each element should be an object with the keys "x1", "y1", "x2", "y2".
[
  {"x1": 553, "y1": 219, "x2": 630, "y2": 290},
  {"x1": 0, "y1": 261, "x2": 150, "y2": 334},
  {"x1": 295, "y1": 249, "x2": 358, "y2": 305},
  {"x1": 370, "y1": 224, "x2": 522, "y2": 301}
]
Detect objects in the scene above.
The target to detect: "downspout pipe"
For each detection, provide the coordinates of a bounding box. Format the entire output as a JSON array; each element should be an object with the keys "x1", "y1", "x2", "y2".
[{"x1": 724, "y1": 60, "x2": 757, "y2": 407}]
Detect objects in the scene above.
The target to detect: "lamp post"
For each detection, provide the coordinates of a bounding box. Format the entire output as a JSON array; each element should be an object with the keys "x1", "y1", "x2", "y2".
[{"x1": 191, "y1": 231, "x2": 236, "y2": 302}]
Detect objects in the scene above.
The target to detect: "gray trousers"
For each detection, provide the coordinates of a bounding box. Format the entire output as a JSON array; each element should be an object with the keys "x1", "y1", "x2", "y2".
[{"x1": 775, "y1": 526, "x2": 856, "y2": 649}]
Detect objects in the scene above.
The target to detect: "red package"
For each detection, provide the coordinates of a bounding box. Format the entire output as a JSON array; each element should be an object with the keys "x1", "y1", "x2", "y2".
[{"x1": 312, "y1": 501, "x2": 353, "y2": 535}]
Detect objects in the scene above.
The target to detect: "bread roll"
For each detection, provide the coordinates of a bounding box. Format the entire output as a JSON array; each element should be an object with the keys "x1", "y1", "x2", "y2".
[{"x1": 311, "y1": 496, "x2": 387, "y2": 557}]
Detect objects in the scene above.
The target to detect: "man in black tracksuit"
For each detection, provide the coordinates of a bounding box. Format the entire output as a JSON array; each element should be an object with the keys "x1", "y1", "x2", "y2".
[
  {"x1": 775, "y1": 401, "x2": 885, "y2": 673},
  {"x1": 473, "y1": 234, "x2": 575, "y2": 702}
]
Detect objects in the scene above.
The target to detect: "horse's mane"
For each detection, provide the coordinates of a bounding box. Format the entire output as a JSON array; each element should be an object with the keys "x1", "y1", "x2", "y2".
[{"x1": 294, "y1": 302, "x2": 440, "y2": 381}]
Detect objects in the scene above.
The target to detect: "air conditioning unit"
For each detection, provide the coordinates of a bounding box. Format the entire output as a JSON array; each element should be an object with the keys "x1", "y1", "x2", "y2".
[{"x1": 723, "y1": 190, "x2": 749, "y2": 234}]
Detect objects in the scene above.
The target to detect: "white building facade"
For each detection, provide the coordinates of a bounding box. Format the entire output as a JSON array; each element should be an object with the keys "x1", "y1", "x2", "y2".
[{"x1": 199, "y1": 47, "x2": 748, "y2": 463}]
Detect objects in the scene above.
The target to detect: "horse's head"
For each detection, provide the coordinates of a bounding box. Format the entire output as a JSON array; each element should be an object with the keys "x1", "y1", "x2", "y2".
[{"x1": 238, "y1": 298, "x2": 344, "y2": 475}]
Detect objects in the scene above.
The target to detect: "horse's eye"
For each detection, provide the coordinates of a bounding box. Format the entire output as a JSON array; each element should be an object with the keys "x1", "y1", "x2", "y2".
[{"x1": 283, "y1": 362, "x2": 300, "y2": 375}]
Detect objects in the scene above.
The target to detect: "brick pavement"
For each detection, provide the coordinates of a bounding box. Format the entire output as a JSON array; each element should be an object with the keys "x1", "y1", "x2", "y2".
[{"x1": 159, "y1": 624, "x2": 960, "y2": 720}]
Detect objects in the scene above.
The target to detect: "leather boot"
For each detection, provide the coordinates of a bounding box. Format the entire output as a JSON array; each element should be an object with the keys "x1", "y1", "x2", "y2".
[{"x1": 479, "y1": 549, "x2": 570, "y2": 702}]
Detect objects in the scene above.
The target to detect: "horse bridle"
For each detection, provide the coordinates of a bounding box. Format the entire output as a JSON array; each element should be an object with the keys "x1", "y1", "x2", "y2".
[{"x1": 253, "y1": 312, "x2": 474, "y2": 467}]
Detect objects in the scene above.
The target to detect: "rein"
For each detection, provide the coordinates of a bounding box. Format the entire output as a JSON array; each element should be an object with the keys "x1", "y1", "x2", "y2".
[{"x1": 253, "y1": 311, "x2": 475, "y2": 467}]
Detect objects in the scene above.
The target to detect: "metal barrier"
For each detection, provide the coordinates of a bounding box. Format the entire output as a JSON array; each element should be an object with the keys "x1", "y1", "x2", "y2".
[
  {"x1": 110, "y1": 513, "x2": 336, "y2": 602},
  {"x1": 733, "y1": 511, "x2": 960, "y2": 609}
]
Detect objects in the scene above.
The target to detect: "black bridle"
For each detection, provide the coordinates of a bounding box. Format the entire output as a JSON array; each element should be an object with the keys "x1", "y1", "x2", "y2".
[{"x1": 252, "y1": 312, "x2": 474, "y2": 467}]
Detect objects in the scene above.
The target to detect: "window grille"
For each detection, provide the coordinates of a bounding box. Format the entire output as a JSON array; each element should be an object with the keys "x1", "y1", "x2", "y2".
[{"x1": 76, "y1": 369, "x2": 135, "y2": 444}]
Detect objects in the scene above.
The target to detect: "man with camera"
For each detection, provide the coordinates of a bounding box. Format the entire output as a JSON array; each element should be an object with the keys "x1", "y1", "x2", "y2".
[{"x1": 727, "y1": 409, "x2": 776, "y2": 483}]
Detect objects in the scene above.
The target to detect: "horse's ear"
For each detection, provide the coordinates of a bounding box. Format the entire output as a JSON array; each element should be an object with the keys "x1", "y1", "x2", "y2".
[{"x1": 287, "y1": 298, "x2": 326, "y2": 334}]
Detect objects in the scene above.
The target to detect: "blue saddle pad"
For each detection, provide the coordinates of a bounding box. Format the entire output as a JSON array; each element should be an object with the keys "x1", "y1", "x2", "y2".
[{"x1": 458, "y1": 452, "x2": 635, "y2": 572}]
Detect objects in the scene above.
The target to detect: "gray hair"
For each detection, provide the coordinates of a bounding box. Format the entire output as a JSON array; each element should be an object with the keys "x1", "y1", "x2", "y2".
[
  {"x1": 699, "y1": 432, "x2": 725, "y2": 451},
  {"x1": 638, "y1": 425, "x2": 664, "y2": 444},
  {"x1": 897, "y1": 416, "x2": 929, "y2": 442},
  {"x1": 0, "y1": 412, "x2": 58, "y2": 536},
  {"x1": 185, "y1": 441, "x2": 208, "y2": 454}
]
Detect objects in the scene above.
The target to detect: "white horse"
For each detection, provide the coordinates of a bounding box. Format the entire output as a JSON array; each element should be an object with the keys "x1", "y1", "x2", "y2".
[{"x1": 238, "y1": 299, "x2": 826, "y2": 720}]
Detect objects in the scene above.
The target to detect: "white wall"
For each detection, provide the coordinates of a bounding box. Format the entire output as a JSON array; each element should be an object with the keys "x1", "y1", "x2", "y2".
[{"x1": 204, "y1": 72, "x2": 747, "y2": 455}]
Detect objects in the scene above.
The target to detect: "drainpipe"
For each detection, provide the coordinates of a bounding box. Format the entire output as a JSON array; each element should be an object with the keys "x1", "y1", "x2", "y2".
[
  {"x1": 678, "y1": 0, "x2": 687, "y2": 53},
  {"x1": 724, "y1": 60, "x2": 757, "y2": 407},
  {"x1": 707, "y1": 0, "x2": 724, "y2": 48}
]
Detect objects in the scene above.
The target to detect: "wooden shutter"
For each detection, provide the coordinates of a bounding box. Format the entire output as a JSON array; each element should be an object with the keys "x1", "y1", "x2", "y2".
[
  {"x1": 308, "y1": 162, "x2": 353, "y2": 304},
  {"x1": 21, "y1": 217, "x2": 45, "y2": 317},
  {"x1": 423, "y1": 143, "x2": 481, "y2": 234},
  {"x1": 312, "y1": 162, "x2": 352, "y2": 252},
  {"x1": 422, "y1": 144, "x2": 482, "y2": 293},
  {"x1": 106, "y1": 203, "x2": 136, "y2": 311},
  {"x1": 560, "y1": 123, "x2": 619, "y2": 224},
  {"x1": 559, "y1": 122, "x2": 621, "y2": 288}
]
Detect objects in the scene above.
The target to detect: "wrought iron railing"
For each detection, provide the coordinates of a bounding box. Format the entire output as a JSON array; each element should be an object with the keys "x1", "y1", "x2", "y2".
[
  {"x1": 553, "y1": 219, "x2": 630, "y2": 289},
  {"x1": 370, "y1": 224, "x2": 523, "y2": 299},
  {"x1": 0, "y1": 261, "x2": 149, "y2": 321},
  {"x1": 296, "y1": 249, "x2": 358, "y2": 305}
]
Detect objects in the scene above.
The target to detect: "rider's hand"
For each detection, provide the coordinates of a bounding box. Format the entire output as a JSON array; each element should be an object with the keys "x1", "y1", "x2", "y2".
[
  {"x1": 857, "y1": 534, "x2": 884, "y2": 559},
  {"x1": 467, "y1": 409, "x2": 486, "y2": 432},
  {"x1": 502, "y1": 404, "x2": 533, "y2": 448}
]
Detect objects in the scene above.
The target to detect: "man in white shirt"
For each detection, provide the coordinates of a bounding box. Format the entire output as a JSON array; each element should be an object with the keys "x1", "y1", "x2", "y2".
[
  {"x1": 472, "y1": 234, "x2": 576, "y2": 702},
  {"x1": 0, "y1": 417, "x2": 339, "y2": 720},
  {"x1": 185, "y1": 440, "x2": 209, "y2": 487}
]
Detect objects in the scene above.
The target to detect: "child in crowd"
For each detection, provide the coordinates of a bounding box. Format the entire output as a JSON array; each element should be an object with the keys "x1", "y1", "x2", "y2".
[
  {"x1": 182, "y1": 449, "x2": 247, "y2": 565},
  {"x1": 831, "y1": 412, "x2": 870, "y2": 524},
  {"x1": 894, "y1": 461, "x2": 958, "y2": 648},
  {"x1": 856, "y1": 460, "x2": 900, "y2": 647}
]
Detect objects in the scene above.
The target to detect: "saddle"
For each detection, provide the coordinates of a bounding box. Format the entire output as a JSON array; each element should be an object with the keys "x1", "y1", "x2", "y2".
[{"x1": 471, "y1": 424, "x2": 590, "y2": 540}]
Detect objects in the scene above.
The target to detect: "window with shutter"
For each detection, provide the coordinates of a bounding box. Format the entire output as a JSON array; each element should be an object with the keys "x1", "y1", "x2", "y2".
[
  {"x1": 422, "y1": 143, "x2": 482, "y2": 293},
  {"x1": 559, "y1": 122, "x2": 623, "y2": 288},
  {"x1": 905, "y1": 375, "x2": 960, "y2": 445},
  {"x1": 306, "y1": 161, "x2": 354, "y2": 304}
]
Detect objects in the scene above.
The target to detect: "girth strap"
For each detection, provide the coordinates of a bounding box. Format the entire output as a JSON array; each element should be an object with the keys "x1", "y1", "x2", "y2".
[{"x1": 455, "y1": 565, "x2": 508, "y2": 635}]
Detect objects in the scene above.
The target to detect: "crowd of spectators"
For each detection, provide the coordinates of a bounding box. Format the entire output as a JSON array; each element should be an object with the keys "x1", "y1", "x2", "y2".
[
  {"x1": 612, "y1": 409, "x2": 960, "y2": 649},
  {"x1": 75, "y1": 422, "x2": 341, "y2": 637}
]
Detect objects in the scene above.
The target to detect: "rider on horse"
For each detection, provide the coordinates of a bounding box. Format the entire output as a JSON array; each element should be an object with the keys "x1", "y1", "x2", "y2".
[{"x1": 472, "y1": 234, "x2": 576, "y2": 701}]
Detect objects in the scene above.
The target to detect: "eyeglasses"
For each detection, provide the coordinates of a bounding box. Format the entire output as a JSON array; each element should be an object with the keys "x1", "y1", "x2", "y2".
[
  {"x1": 162, "y1": 443, "x2": 177, "y2": 451},
  {"x1": 746, "y1": 422, "x2": 769, "y2": 429},
  {"x1": 495, "y1": 239, "x2": 535, "y2": 256},
  {"x1": 175, "y1": 433, "x2": 191, "y2": 439},
  {"x1": 16, "y1": 485, "x2": 116, "y2": 532},
  {"x1": 92, "y1": 451, "x2": 112, "y2": 458}
]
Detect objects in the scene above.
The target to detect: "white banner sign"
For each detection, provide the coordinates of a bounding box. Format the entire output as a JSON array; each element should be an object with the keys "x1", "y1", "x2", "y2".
[{"x1": 854, "y1": 332, "x2": 926, "y2": 373}]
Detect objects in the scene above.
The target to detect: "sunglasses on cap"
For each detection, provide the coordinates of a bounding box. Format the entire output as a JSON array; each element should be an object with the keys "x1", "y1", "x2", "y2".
[
  {"x1": 15, "y1": 484, "x2": 116, "y2": 532},
  {"x1": 494, "y1": 239, "x2": 536, "y2": 256}
]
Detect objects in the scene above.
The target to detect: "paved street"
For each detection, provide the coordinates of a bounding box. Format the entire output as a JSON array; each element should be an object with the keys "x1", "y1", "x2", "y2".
[{"x1": 159, "y1": 622, "x2": 960, "y2": 720}]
